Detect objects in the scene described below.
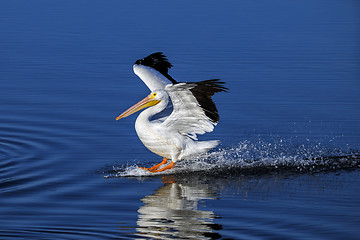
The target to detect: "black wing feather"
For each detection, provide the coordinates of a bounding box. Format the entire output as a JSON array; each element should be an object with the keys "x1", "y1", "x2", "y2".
[
  {"x1": 188, "y1": 79, "x2": 228, "y2": 123},
  {"x1": 135, "y1": 52, "x2": 177, "y2": 84}
]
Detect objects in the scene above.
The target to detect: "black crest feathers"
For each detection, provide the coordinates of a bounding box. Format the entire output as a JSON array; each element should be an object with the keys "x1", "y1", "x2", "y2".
[{"x1": 135, "y1": 52, "x2": 177, "y2": 84}]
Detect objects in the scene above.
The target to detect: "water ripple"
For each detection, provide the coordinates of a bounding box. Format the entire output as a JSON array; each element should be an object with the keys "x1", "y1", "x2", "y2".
[
  {"x1": 0, "y1": 227, "x2": 124, "y2": 240},
  {"x1": 0, "y1": 118, "x2": 71, "y2": 195}
]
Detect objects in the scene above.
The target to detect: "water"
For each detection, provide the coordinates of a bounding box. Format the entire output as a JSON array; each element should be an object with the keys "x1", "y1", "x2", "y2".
[{"x1": 1, "y1": 0, "x2": 359, "y2": 239}]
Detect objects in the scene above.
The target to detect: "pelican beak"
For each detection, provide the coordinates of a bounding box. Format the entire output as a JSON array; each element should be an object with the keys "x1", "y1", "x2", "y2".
[{"x1": 116, "y1": 95, "x2": 161, "y2": 120}]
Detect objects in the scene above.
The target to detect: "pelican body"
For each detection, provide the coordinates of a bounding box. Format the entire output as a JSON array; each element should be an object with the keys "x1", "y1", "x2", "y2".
[{"x1": 116, "y1": 53, "x2": 227, "y2": 172}]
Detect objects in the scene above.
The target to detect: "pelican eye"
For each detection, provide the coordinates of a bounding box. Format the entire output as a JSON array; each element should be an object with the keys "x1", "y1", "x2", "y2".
[{"x1": 151, "y1": 92, "x2": 157, "y2": 98}]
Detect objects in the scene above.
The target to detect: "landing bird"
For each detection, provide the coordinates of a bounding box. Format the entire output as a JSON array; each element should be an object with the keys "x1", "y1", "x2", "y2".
[{"x1": 116, "y1": 52, "x2": 227, "y2": 172}]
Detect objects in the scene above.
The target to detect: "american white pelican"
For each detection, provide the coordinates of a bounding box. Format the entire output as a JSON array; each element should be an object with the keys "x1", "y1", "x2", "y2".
[{"x1": 116, "y1": 52, "x2": 227, "y2": 172}]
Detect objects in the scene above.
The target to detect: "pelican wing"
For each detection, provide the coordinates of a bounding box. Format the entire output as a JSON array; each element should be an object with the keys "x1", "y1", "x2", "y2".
[{"x1": 163, "y1": 79, "x2": 227, "y2": 140}]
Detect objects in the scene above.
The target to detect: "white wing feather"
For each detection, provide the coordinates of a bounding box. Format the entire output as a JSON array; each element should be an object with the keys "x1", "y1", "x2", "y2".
[{"x1": 162, "y1": 83, "x2": 216, "y2": 140}]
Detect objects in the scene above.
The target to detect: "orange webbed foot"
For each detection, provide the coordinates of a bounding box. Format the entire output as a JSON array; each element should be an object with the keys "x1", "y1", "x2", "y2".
[
  {"x1": 150, "y1": 161, "x2": 175, "y2": 173},
  {"x1": 138, "y1": 158, "x2": 168, "y2": 171}
]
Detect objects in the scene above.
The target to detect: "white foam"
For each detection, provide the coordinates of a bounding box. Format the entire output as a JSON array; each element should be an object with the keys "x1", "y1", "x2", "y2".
[{"x1": 107, "y1": 140, "x2": 359, "y2": 177}]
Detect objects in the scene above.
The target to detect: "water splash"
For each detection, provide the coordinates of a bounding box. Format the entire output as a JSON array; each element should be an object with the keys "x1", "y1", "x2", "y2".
[{"x1": 108, "y1": 139, "x2": 360, "y2": 178}]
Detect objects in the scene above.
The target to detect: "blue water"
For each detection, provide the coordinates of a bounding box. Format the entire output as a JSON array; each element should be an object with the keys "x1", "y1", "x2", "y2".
[{"x1": 1, "y1": 0, "x2": 359, "y2": 239}]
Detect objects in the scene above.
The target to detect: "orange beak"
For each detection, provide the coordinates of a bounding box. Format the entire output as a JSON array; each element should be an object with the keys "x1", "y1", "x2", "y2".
[{"x1": 116, "y1": 95, "x2": 161, "y2": 120}]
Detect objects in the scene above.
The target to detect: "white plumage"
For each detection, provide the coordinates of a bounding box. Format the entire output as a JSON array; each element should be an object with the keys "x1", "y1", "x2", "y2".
[{"x1": 116, "y1": 53, "x2": 227, "y2": 172}]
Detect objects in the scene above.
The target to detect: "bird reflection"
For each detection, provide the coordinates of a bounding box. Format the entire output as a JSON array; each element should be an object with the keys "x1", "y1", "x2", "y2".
[{"x1": 136, "y1": 176, "x2": 222, "y2": 239}]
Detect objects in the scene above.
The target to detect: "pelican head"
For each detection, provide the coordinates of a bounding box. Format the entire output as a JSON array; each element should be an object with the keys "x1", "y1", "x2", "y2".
[{"x1": 116, "y1": 91, "x2": 163, "y2": 120}]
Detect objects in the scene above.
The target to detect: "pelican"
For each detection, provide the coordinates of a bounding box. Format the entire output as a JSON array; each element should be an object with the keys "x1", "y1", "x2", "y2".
[{"x1": 116, "y1": 52, "x2": 227, "y2": 172}]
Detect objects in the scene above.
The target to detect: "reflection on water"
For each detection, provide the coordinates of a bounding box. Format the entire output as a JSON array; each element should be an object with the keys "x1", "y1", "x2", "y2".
[
  {"x1": 132, "y1": 165, "x2": 360, "y2": 239},
  {"x1": 136, "y1": 176, "x2": 222, "y2": 239}
]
